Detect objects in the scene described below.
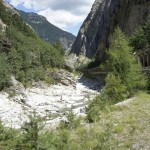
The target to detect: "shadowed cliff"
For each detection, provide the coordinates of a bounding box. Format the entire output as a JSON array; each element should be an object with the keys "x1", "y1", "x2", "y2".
[{"x1": 71, "y1": 0, "x2": 150, "y2": 63}]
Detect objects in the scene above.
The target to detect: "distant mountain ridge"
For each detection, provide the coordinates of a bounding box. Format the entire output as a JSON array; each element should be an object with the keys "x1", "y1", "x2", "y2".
[{"x1": 18, "y1": 10, "x2": 75, "y2": 50}]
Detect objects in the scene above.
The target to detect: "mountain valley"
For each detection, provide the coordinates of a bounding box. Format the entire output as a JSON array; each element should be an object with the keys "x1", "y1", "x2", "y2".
[
  {"x1": 0, "y1": 0, "x2": 150, "y2": 149},
  {"x1": 19, "y1": 10, "x2": 75, "y2": 51}
]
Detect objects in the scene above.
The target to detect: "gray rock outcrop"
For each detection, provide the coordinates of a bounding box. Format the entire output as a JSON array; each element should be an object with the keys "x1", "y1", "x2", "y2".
[
  {"x1": 71, "y1": 0, "x2": 150, "y2": 62},
  {"x1": 0, "y1": 19, "x2": 6, "y2": 34},
  {"x1": 2, "y1": 0, "x2": 19, "y2": 15}
]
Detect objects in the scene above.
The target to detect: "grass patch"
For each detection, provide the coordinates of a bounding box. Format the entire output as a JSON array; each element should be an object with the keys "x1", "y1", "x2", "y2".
[{"x1": 39, "y1": 91, "x2": 150, "y2": 150}]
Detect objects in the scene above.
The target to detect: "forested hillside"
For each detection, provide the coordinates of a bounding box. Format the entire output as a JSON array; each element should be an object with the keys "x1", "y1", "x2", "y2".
[{"x1": 0, "y1": 1, "x2": 64, "y2": 89}]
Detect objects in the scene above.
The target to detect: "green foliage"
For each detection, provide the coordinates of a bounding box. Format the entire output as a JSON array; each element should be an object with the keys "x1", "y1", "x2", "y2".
[
  {"x1": 130, "y1": 27, "x2": 147, "y2": 50},
  {"x1": 76, "y1": 62, "x2": 89, "y2": 72},
  {"x1": 0, "y1": 111, "x2": 115, "y2": 150},
  {"x1": 40, "y1": 115, "x2": 115, "y2": 150},
  {"x1": 0, "y1": 1, "x2": 65, "y2": 89},
  {"x1": 87, "y1": 74, "x2": 127, "y2": 122},
  {"x1": 0, "y1": 112, "x2": 45, "y2": 150},
  {"x1": 130, "y1": 17, "x2": 150, "y2": 50},
  {"x1": 103, "y1": 73, "x2": 127, "y2": 102},
  {"x1": 53, "y1": 41, "x2": 65, "y2": 56},
  {"x1": 39, "y1": 129, "x2": 70, "y2": 150},
  {"x1": 0, "y1": 53, "x2": 11, "y2": 90},
  {"x1": 59, "y1": 111, "x2": 81, "y2": 130},
  {"x1": 104, "y1": 28, "x2": 147, "y2": 95},
  {"x1": 143, "y1": 17, "x2": 150, "y2": 45},
  {"x1": 88, "y1": 28, "x2": 147, "y2": 123},
  {"x1": 0, "y1": 121, "x2": 19, "y2": 149},
  {"x1": 0, "y1": 92, "x2": 150, "y2": 149},
  {"x1": 87, "y1": 96, "x2": 106, "y2": 122},
  {"x1": 18, "y1": 112, "x2": 44, "y2": 150}
]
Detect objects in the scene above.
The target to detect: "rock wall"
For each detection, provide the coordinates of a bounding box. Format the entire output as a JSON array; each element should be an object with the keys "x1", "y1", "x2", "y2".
[{"x1": 71, "y1": 0, "x2": 150, "y2": 62}]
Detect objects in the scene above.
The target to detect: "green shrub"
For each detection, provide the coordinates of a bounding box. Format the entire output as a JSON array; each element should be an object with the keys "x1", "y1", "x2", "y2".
[
  {"x1": 0, "y1": 121, "x2": 19, "y2": 149},
  {"x1": 103, "y1": 73, "x2": 128, "y2": 103},
  {"x1": 19, "y1": 112, "x2": 44, "y2": 150},
  {"x1": 59, "y1": 111, "x2": 81, "y2": 129},
  {"x1": 0, "y1": 1, "x2": 65, "y2": 89},
  {"x1": 87, "y1": 96, "x2": 106, "y2": 122},
  {"x1": 0, "y1": 53, "x2": 11, "y2": 90}
]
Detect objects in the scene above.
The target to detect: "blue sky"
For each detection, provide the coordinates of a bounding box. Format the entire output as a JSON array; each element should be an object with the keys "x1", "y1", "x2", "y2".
[
  {"x1": 14, "y1": 4, "x2": 35, "y2": 12},
  {"x1": 6, "y1": 0, "x2": 95, "y2": 36}
]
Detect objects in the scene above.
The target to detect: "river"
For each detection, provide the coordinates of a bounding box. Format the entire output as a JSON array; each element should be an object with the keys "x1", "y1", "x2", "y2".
[{"x1": 0, "y1": 75, "x2": 103, "y2": 128}]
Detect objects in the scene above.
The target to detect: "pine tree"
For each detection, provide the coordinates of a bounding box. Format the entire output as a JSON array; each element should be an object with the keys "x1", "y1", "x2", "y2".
[
  {"x1": 0, "y1": 53, "x2": 11, "y2": 90},
  {"x1": 53, "y1": 41, "x2": 65, "y2": 56},
  {"x1": 143, "y1": 17, "x2": 150, "y2": 45},
  {"x1": 130, "y1": 27, "x2": 147, "y2": 50},
  {"x1": 20, "y1": 112, "x2": 44, "y2": 150},
  {"x1": 130, "y1": 17, "x2": 150, "y2": 50},
  {"x1": 105, "y1": 28, "x2": 147, "y2": 96}
]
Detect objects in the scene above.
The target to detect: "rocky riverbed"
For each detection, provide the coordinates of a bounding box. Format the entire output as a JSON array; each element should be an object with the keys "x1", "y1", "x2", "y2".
[{"x1": 0, "y1": 72, "x2": 103, "y2": 129}]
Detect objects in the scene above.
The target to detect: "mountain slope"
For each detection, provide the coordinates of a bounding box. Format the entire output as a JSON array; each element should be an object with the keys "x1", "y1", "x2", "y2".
[
  {"x1": 71, "y1": 0, "x2": 150, "y2": 61},
  {"x1": 19, "y1": 10, "x2": 75, "y2": 50},
  {"x1": 0, "y1": 0, "x2": 64, "y2": 88}
]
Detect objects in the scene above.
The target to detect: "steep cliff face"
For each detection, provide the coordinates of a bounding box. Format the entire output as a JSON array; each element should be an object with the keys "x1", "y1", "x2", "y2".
[{"x1": 71, "y1": 0, "x2": 150, "y2": 61}]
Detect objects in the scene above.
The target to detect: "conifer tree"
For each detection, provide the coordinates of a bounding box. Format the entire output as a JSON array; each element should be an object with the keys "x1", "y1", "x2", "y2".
[
  {"x1": 0, "y1": 54, "x2": 11, "y2": 90},
  {"x1": 143, "y1": 17, "x2": 150, "y2": 45},
  {"x1": 105, "y1": 28, "x2": 147, "y2": 95},
  {"x1": 130, "y1": 27, "x2": 147, "y2": 50},
  {"x1": 20, "y1": 112, "x2": 44, "y2": 150}
]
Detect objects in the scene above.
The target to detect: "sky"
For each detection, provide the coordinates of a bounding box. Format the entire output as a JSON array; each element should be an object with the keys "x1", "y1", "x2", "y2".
[{"x1": 5, "y1": 0, "x2": 95, "y2": 35}]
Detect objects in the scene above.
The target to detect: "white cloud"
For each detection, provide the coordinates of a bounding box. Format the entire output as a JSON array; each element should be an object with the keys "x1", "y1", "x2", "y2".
[
  {"x1": 38, "y1": 8, "x2": 86, "y2": 30},
  {"x1": 7, "y1": 0, "x2": 95, "y2": 33}
]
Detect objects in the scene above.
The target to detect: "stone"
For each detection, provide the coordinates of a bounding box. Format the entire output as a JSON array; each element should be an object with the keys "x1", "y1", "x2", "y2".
[
  {"x1": 0, "y1": 74, "x2": 102, "y2": 129},
  {"x1": 65, "y1": 60, "x2": 74, "y2": 72},
  {"x1": 48, "y1": 69, "x2": 77, "y2": 87},
  {"x1": 71, "y1": 0, "x2": 150, "y2": 62},
  {"x1": 0, "y1": 19, "x2": 6, "y2": 33},
  {"x1": 61, "y1": 80, "x2": 70, "y2": 86}
]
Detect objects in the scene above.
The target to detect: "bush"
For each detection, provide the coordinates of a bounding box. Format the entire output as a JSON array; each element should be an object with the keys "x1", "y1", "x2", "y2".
[
  {"x1": 0, "y1": 54, "x2": 11, "y2": 90},
  {"x1": 87, "y1": 73, "x2": 127, "y2": 122},
  {"x1": 59, "y1": 111, "x2": 81, "y2": 129},
  {"x1": 87, "y1": 96, "x2": 106, "y2": 122},
  {"x1": 103, "y1": 73, "x2": 128, "y2": 103},
  {"x1": 130, "y1": 17, "x2": 150, "y2": 50},
  {"x1": 19, "y1": 112, "x2": 44, "y2": 150},
  {"x1": 0, "y1": 121, "x2": 19, "y2": 149}
]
